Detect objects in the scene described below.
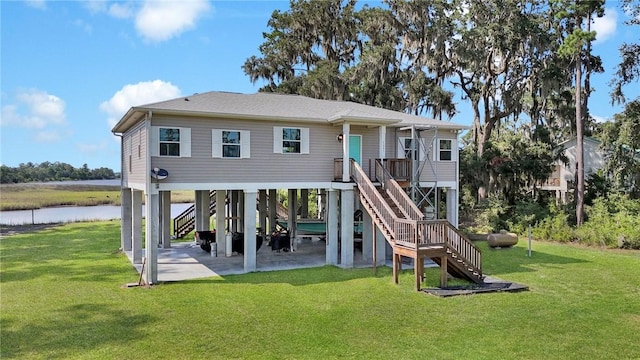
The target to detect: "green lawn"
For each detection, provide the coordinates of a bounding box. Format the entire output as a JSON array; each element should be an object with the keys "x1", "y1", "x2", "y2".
[{"x1": 1, "y1": 222, "x2": 639, "y2": 359}]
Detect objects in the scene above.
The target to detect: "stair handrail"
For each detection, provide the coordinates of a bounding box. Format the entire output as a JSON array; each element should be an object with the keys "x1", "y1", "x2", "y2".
[
  {"x1": 347, "y1": 159, "x2": 482, "y2": 281},
  {"x1": 173, "y1": 190, "x2": 217, "y2": 238},
  {"x1": 350, "y1": 160, "x2": 398, "y2": 240},
  {"x1": 375, "y1": 159, "x2": 423, "y2": 221},
  {"x1": 421, "y1": 220, "x2": 482, "y2": 276}
]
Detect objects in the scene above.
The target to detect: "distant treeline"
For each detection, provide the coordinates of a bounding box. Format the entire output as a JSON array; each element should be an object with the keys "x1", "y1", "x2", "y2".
[{"x1": 1, "y1": 162, "x2": 119, "y2": 184}]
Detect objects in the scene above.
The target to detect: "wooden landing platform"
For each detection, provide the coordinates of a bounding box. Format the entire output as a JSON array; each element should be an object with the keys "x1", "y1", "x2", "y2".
[{"x1": 422, "y1": 276, "x2": 528, "y2": 297}]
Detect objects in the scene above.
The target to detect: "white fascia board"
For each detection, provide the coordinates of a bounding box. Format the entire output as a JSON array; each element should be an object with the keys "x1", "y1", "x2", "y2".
[
  {"x1": 331, "y1": 182, "x2": 357, "y2": 190},
  {"x1": 328, "y1": 115, "x2": 399, "y2": 126},
  {"x1": 155, "y1": 182, "x2": 339, "y2": 192},
  {"x1": 123, "y1": 182, "x2": 146, "y2": 191},
  {"x1": 112, "y1": 109, "x2": 146, "y2": 134},
  {"x1": 418, "y1": 181, "x2": 457, "y2": 189},
  {"x1": 142, "y1": 108, "x2": 329, "y2": 125},
  {"x1": 394, "y1": 123, "x2": 468, "y2": 131}
]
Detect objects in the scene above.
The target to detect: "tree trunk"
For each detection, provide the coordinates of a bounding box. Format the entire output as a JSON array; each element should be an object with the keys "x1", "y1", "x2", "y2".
[
  {"x1": 575, "y1": 61, "x2": 585, "y2": 226},
  {"x1": 474, "y1": 109, "x2": 489, "y2": 200}
]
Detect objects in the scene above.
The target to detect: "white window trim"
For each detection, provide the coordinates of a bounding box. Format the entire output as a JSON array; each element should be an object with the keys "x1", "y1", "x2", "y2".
[
  {"x1": 273, "y1": 126, "x2": 309, "y2": 154},
  {"x1": 435, "y1": 138, "x2": 456, "y2": 162},
  {"x1": 150, "y1": 126, "x2": 191, "y2": 158},
  {"x1": 398, "y1": 136, "x2": 426, "y2": 161},
  {"x1": 212, "y1": 129, "x2": 250, "y2": 159}
]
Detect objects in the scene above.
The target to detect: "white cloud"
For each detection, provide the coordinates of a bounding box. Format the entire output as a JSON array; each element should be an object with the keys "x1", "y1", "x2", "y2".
[
  {"x1": 34, "y1": 130, "x2": 64, "y2": 143},
  {"x1": 591, "y1": 114, "x2": 609, "y2": 123},
  {"x1": 592, "y1": 8, "x2": 617, "y2": 44},
  {"x1": 77, "y1": 141, "x2": 109, "y2": 155},
  {"x1": 81, "y1": 0, "x2": 211, "y2": 43},
  {"x1": 83, "y1": 1, "x2": 108, "y2": 14},
  {"x1": 24, "y1": 0, "x2": 46, "y2": 10},
  {"x1": 135, "y1": 0, "x2": 212, "y2": 42},
  {"x1": 109, "y1": 2, "x2": 134, "y2": 19},
  {"x1": 74, "y1": 19, "x2": 93, "y2": 33},
  {"x1": 100, "y1": 80, "x2": 182, "y2": 128},
  {"x1": 1, "y1": 89, "x2": 67, "y2": 129}
]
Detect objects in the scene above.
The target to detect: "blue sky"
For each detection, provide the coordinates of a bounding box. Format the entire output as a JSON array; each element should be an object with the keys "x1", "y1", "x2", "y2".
[{"x1": 1, "y1": 0, "x2": 637, "y2": 171}]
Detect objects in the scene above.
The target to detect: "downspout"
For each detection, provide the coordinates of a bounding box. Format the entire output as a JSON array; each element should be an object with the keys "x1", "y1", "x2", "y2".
[
  {"x1": 379, "y1": 125, "x2": 386, "y2": 180},
  {"x1": 112, "y1": 132, "x2": 124, "y2": 187},
  {"x1": 144, "y1": 110, "x2": 158, "y2": 285},
  {"x1": 434, "y1": 127, "x2": 439, "y2": 219},
  {"x1": 145, "y1": 111, "x2": 153, "y2": 195},
  {"x1": 454, "y1": 129, "x2": 460, "y2": 227},
  {"x1": 411, "y1": 125, "x2": 417, "y2": 202},
  {"x1": 342, "y1": 123, "x2": 350, "y2": 182}
]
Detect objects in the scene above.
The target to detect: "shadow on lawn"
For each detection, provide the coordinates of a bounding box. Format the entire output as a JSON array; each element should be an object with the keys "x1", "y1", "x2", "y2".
[
  {"x1": 0, "y1": 223, "x2": 65, "y2": 237},
  {"x1": 0, "y1": 223, "x2": 131, "y2": 284},
  {"x1": 1, "y1": 303, "x2": 155, "y2": 359},
  {"x1": 170, "y1": 265, "x2": 392, "y2": 287},
  {"x1": 477, "y1": 242, "x2": 589, "y2": 276}
]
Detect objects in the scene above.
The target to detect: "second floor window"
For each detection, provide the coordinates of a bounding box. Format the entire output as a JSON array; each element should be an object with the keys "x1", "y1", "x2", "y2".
[
  {"x1": 398, "y1": 137, "x2": 425, "y2": 161},
  {"x1": 150, "y1": 126, "x2": 191, "y2": 157},
  {"x1": 212, "y1": 129, "x2": 250, "y2": 158},
  {"x1": 159, "y1": 128, "x2": 180, "y2": 156},
  {"x1": 283, "y1": 128, "x2": 301, "y2": 153},
  {"x1": 438, "y1": 139, "x2": 452, "y2": 161},
  {"x1": 273, "y1": 126, "x2": 309, "y2": 154},
  {"x1": 222, "y1": 131, "x2": 241, "y2": 158}
]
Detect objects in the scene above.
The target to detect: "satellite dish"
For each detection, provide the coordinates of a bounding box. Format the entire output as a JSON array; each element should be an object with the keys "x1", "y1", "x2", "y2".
[{"x1": 151, "y1": 168, "x2": 169, "y2": 180}]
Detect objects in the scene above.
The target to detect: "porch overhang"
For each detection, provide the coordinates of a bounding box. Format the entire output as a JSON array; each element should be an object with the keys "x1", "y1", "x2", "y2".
[{"x1": 327, "y1": 114, "x2": 399, "y2": 127}]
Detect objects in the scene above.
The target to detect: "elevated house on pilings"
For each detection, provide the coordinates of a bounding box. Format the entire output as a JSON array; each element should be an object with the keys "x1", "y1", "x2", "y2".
[{"x1": 111, "y1": 91, "x2": 483, "y2": 290}]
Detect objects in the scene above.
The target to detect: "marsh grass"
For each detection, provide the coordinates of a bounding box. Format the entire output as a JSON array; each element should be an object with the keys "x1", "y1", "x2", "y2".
[
  {"x1": 1, "y1": 222, "x2": 639, "y2": 359},
  {"x1": 0, "y1": 184, "x2": 194, "y2": 210}
]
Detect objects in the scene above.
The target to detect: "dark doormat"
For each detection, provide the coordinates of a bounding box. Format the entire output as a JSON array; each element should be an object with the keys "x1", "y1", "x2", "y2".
[{"x1": 422, "y1": 279, "x2": 528, "y2": 297}]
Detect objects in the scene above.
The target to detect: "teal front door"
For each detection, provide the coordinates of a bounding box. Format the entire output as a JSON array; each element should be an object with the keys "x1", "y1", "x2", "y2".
[{"x1": 349, "y1": 135, "x2": 362, "y2": 164}]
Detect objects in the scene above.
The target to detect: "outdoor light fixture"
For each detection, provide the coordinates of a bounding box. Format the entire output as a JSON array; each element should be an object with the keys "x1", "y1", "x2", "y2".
[
  {"x1": 151, "y1": 167, "x2": 169, "y2": 189},
  {"x1": 336, "y1": 133, "x2": 343, "y2": 142}
]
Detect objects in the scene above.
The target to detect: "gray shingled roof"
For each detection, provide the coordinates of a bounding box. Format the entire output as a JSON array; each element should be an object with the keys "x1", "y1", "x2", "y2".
[{"x1": 112, "y1": 91, "x2": 467, "y2": 133}]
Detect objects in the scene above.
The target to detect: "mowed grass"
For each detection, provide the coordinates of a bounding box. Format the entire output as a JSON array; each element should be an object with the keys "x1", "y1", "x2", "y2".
[
  {"x1": 1, "y1": 222, "x2": 639, "y2": 359},
  {"x1": 0, "y1": 184, "x2": 194, "y2": 210}
]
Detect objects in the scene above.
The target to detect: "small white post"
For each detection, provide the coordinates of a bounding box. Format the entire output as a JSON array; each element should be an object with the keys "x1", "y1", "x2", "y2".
[{"x1": 528, "y1": 224, "x2": 532, "y2": 257}]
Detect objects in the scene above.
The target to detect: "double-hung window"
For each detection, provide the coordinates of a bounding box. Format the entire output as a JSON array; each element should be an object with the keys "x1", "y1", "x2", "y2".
[
  {"x1": 434, "y1": 138, "x2": 458, "y2": 161},
  {"x1": 273, "y1": 126, "x2": 309, "y2": 154},
  {"x1": 283, "y1": 128, "x2": 301, "y2": 153},
  {"x1": 222, "y1": 131, "x2": 241, "y2": 158},
  {"x1": 212, "y1": 129, "x2": 250, "y2": 158},
  {"x1": 150, "y1": 126, "x2": 191, "y2": 157},
  {"x1": 398, "y1": 137, "x2": 425, "y2": 161},
  {"x1": 159, "y1": 128, "x2": 180, "y2": 156},
  {"x1": 438, "y1": 139, "x2": 453, "y2": 161}
]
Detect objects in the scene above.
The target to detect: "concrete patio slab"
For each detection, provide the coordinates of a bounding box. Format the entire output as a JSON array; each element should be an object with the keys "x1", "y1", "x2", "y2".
[{"x1": 126, "y1": 237, "x2": 378, "y2": 282}]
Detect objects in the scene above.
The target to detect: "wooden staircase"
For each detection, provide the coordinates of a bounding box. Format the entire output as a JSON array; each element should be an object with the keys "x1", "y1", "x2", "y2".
[
  {"x1": 173, "y1": 190, "x2": 217, "y2": 239},
  {"x1": 352, "y1": 159, "x2": 483, "y2": 290},
  {"x1": 172, "y1": 191, "x2": 289, "y2": 239}
]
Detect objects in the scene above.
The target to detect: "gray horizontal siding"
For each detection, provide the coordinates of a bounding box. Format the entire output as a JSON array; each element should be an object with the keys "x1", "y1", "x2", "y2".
[
  {"x1": 386, "y1": 128, "x2": 458, "y2": 182},
  {"x1": 420, "y1": 161, "x2": 456, "y2": 182},
  {"x1": 126, "y1": 115, "x2": 460, "y2": 186},
  {"x1": 150, "y1": 116, "x2": 343, "y2": 184},
  {"x1": 350, "y1": 125, "x2": 380, "y2": 176},
  {"x1": 122, "y1": 121, "x2": 147, "y2": 186}
]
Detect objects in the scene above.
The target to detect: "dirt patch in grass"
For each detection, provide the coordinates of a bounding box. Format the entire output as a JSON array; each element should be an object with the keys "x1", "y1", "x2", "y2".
[{"x1": 0, "y1": 223, "x2": 64, "y2": 238}]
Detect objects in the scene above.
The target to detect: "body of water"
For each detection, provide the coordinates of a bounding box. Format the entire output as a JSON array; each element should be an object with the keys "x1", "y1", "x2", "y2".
[
  {"x1": 27, "y1": 179, "x2": 121, "y2": 186},
  {"x1": 0, "y1": 204, "x2": 192, "y2": 225},
  {"x1": 1, "y1": 179, "x2": 193, "y2": 225}
]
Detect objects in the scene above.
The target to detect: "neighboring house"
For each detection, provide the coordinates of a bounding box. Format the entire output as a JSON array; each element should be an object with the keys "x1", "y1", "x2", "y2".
[
  {"x1": 111, "y1": 91, "x2": 481, "y2": 288},
  {"x1": 538, "y1": 137, "x2": 605, "y2": 202}
]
